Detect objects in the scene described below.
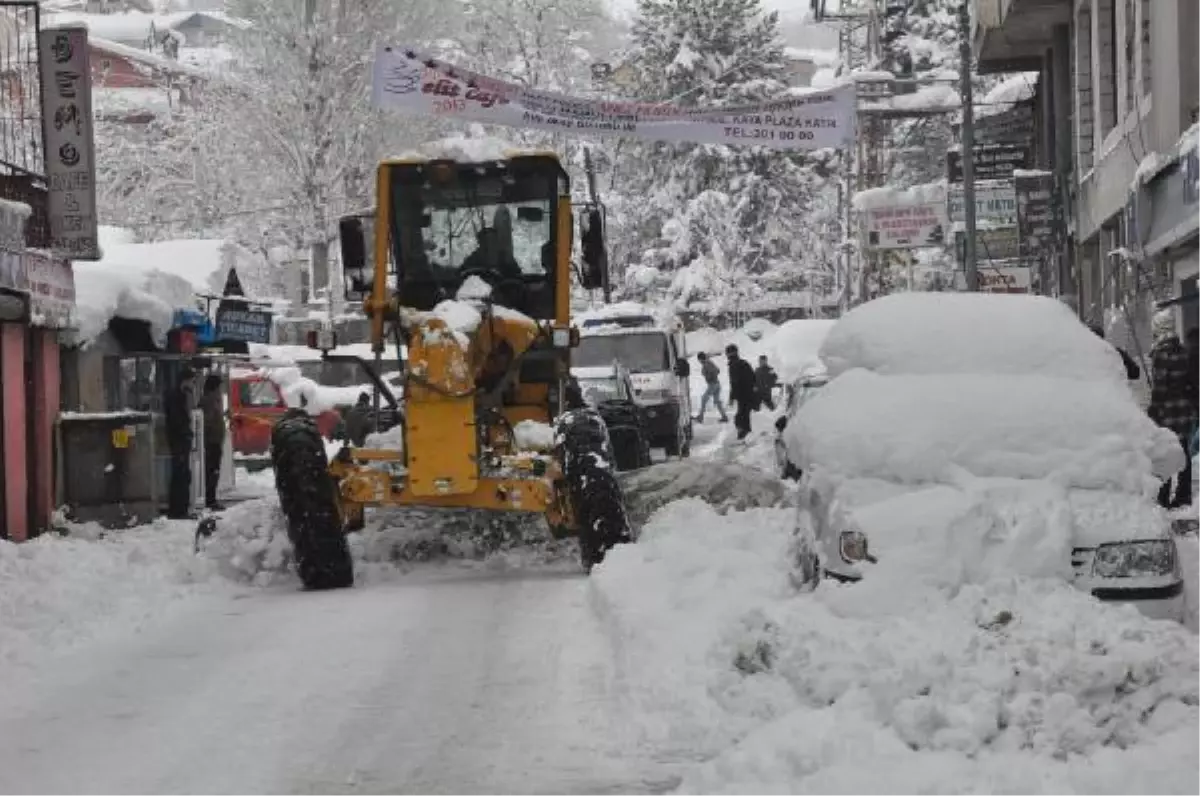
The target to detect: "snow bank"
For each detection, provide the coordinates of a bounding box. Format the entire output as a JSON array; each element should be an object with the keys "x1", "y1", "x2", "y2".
[
  {"x1": 591, "y1": 499, "x2": 1200, "y2": 794},
  {"x1": 94, "y1": 235, "x2": 260, "y2": 295},
  {"x1": 399, "y1": 133, "x2": 520, "y2": 162},
  {"x1": 0, "y1": 518, "x2": 232, "y2": 670},
  {"x1": 820, "y1": 292, "x2": 1127, "y2": 383},
  {"x1": 789, "y1": 369, "x2": 1184, "y2": 490}
]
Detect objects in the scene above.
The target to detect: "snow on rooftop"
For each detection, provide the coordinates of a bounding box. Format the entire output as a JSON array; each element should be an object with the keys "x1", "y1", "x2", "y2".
[
  {"x1": 1178, "y1": 121, "x2": 1199, "y2": 158},
  {"x1": 782, "y1": 47, "x2": 838, "y2": 67},
  {"x1": 852, "y1": 181, "x2": 946, "y2": 211},
  {"x1": 819, "y1": 292, "x2": 1129, "y2": 384},
  {"x1": 810, "y1": 67, "x2": 838, "y2": 88},
  {"x1": 72, "y1": 258, "x2": 197, "y2": 346},
  {"x1": 977, "y1": 71, "x2": 1037, "y2": 118},
  {"x1": 88, "y1": 35, "x2": 209, "y2": 79},
  {"x1": 95, "y1": 235, "x2": 235, "y2": 294}
]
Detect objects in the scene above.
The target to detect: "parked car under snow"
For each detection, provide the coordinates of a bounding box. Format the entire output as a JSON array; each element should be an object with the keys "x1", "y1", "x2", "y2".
[{"x1": 787, "y1": 292, "x2": 1189, "y2": 623}]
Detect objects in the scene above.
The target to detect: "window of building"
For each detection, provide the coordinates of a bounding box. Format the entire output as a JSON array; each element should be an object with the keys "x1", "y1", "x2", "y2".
[
  {"x1": 1140, "y1": 0, "x2": 1151, "y2": 97},
  {"x1": 1097, "y1": 0, "x2": 1118, "y2": 136},
  {"x1": 1074, "y1": 5, "x2": 1095, "y2": 172},
  {"x1": 1124, "y1": 0, "x2": 1136, "y2": 116}
]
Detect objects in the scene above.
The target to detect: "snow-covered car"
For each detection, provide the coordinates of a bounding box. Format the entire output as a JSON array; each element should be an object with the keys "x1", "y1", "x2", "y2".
[
  {"x1": 787, "y1": 293, "x2": 1189, "y2": 622},
  {"x1": 773, "y1": 371, "x2": 828, "y2": 480}
]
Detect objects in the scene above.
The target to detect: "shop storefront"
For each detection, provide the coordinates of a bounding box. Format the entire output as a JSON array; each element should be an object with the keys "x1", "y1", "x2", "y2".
[{"x1": 0, "y1": 199, "x2": 77, "y2": 541}]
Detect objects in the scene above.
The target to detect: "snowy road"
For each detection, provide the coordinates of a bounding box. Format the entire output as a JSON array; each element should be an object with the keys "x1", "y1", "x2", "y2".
[{"x1": 0, "y1": 566, "x2": 678, "y2": 795}]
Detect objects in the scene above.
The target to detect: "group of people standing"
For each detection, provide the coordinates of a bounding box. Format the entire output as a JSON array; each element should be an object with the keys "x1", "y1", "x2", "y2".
[{"x1": 694, "y1": 345, "x2": 778, "y2": 441}]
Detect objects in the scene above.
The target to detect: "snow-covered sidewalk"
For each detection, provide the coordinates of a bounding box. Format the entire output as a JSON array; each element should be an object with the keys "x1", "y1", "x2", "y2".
[{"x1": 590, "y1": 498, "x2": 1200, "y2": 794}]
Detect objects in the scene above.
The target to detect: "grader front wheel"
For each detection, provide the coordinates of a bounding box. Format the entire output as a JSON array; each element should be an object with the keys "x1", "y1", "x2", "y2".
[
  {"x1": 555, "y1": 409, "x2": 635, "y2": 571},
  {"x1": 270, "y1": 410, "x2": 355, "y2": 590}
]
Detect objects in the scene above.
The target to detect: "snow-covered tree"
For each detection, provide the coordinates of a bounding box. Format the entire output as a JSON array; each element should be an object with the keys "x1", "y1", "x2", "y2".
[{"x1": 605, "y1": 0, "x2": 840, "y2": 314}]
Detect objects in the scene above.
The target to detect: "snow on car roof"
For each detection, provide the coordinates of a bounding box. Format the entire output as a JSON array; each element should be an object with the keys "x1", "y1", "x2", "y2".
[
  {"x1": 787, "y1": 369, "x2": 1185, "y2": 491},
  {"x1": 819, "y1": 292, "x2": 1126, "y2": 383}
]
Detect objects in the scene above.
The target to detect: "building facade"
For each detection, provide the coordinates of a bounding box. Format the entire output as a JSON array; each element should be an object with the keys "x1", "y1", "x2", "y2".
[{"x1": 974, "y1": 0, "x2": 1198, "y2": 341}]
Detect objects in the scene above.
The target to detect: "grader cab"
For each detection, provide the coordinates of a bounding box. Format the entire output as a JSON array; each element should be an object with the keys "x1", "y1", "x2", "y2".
[{"x1": 269, "y1": 152, "x2": 633, "y2": 589}]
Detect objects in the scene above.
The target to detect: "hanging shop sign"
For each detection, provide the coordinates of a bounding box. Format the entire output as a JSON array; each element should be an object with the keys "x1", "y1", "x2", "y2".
[
  {"x1": 953, "y1": 264, "x2": 1033, "y2": 293},
  {"x1": 947, "y1": 143, "x2": 1031, "y2": 183},
  {"x1": 1014, "y1": 171, "x2": 1063, "y2": 257},
  {"x1": 24, "y1": 251, "x2": 75, "y2": 328},
  {"x1": 215, "y1": 305, "x2": 273, "y2": 344},
  {"x1": 37, "y1": 24, "x2": 100, "y2": 260},
  {"x1": 372, "y1": 45, "x2": 857, "y2": 151},
  {"x1": 948, "y1": 182, "x2": 1017, "y2": 227},
  {"x1": 857, "y1": 186, "x2": 947, "y2": 249}
]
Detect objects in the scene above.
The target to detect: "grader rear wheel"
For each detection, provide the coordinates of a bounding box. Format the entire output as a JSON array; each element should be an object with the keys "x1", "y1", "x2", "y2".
[
  {"x1": 271, "y1": 410, "x2": 354, "y2": 590},
  {"x1": 555, "y1": 409, "x2": 634, "y2": 571}
]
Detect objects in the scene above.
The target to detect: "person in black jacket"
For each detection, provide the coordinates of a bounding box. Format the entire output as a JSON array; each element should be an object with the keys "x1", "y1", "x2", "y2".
[
  {"x1": 164, "y1": 365, "x2": 196, "y2": 519},
  {"x1": 725, "y1": 344, "x2": 757, "y2": 440}
]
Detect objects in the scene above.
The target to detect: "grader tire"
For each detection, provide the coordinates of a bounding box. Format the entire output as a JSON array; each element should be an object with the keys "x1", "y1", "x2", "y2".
[
  {"x1": 556, "y1": 409, "x2": 635, "y2": 572},
  {"x1": 271, "y1": 410, "x2": 354, "y2": 590}
]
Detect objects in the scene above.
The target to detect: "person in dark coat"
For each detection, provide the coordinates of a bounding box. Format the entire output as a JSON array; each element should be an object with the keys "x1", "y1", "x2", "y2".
[
  {"x1": 725, "y1": 344, "x2": 757, "y2": 441},
  {"x1": 164, "y1": 365, "x2": 196, "y2": 519},
  {"x1": 1089, "y1": 323, "x2": 1140, "y2": 381},
  {"x1": 199, "y1": 373, "x2": 225, "y2": 510},
  {"x1": 1147, "y1": 312, "x2": 1196, "y2": 508},
  {"x1": 754, "y1": 355, "x2": 779, "y2": 411},
  {"x1": 343, "y1": 392, "x2": 373, "y2": 447}
]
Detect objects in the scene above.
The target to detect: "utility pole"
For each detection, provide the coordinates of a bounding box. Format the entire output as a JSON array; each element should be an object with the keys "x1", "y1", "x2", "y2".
[{"x1": 957, "y1": 0, "x2": 979, "y2": 291}]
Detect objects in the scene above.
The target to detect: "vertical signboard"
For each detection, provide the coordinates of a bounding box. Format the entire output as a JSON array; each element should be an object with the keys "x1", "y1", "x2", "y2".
[
  {"x1": 1014, "y1": 171, "x2": 1063, "y2": 258},
  {"x1": 37, "y1": 25, "x2": 100, "y2": 260}
]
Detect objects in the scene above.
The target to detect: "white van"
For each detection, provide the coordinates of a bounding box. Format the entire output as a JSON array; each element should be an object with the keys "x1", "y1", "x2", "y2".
[{"x1": 574, "y1": 309, "x2": 693, "y2": 457}]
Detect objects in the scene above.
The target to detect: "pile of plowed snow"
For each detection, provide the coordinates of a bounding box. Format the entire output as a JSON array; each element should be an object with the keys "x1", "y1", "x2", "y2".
[
  {"x1": 195, "y1": 497, "x2": 580, "y2": 586},
  {"x1": 590, "y1": 498, "x2": 1199, "y2": 794},
  {"x1": 0, "y1": 518, "x2": 232, "y2": 669}
]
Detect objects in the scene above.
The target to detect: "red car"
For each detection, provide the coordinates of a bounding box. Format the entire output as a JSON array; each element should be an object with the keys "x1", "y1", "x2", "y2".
[{"x1": 230, "y1": 374, "x2": 341, "y2": 456}]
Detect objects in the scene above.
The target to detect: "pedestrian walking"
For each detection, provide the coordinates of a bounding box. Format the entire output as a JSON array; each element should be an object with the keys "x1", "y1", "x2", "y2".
[
  {"x1": 1147, "y1": 311, "x2": 1196, "y2": 508},
  {"x1": 754, "y1": 355, "x2": 778, "y2": 411},
  {"x1": 725, "y1": 344, "x2": 757, "y2": 441},
  {"x1": 164, "y1": 364, "x2": 196, "y2": 519},
  {"x1": 694, "y1": 352, "x2": 728, "y2": 423},
  {"x1": 199, "y1": 373, "x2": 226, "y2": 510}
]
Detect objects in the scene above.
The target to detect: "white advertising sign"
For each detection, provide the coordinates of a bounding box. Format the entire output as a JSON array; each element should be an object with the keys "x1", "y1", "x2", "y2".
[
  {"x1": 38, "y1": 24, "x2": 100, "y2": 260},
  {"x1": 372, "y1": 45, "x2": 857, "y2": 151},
  {"x1": 953, "y1": 264, "x2": 1033, "y2": 293},
  {"x1": 862, "y1": 200, "x2": 946, "y2": 249},
  {"x1": 948, "y1": 182, "x2": 1018, "y2": 227},
  {"x1": 24, "y1": 251, "x2": 76, "y2": 328}
]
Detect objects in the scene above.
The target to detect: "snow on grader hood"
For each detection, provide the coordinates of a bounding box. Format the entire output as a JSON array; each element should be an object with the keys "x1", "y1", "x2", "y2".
[{"x1": 264, "y1": 152, "x2": 635, "y2": 590}]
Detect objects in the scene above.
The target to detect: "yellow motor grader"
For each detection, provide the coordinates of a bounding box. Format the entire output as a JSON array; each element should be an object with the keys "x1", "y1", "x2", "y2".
[{"x1": 268, "y1": 152, "x2": 633, "y2": 589}]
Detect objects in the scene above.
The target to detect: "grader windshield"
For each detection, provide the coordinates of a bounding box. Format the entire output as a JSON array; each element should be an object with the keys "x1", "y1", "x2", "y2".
[{"x1": 385, "y1": 156, "x2": 566, "y2": 320}]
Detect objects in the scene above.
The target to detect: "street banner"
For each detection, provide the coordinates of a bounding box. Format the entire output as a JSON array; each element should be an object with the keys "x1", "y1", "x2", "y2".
[
  {"x1": 855, "y1": 183, "x2": 947, "y2": 249},
  {"x1": 954, "y1": 264, "x2": 1033, "y2": 293},
  {"x1": 372, "y1": 45, "x2": 857, "y2": 151}
]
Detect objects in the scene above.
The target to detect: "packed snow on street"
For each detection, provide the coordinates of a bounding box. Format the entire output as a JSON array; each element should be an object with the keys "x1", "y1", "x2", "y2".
[{"x1": 1, "y1": 295, "x2": 1195, "y2": 794}]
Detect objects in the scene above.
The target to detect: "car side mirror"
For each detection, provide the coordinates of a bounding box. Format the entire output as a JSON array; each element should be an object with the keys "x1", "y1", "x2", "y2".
[
  {"x1": 775, "y1": 415, "x2": 788, "y2": 432},
  {"x1": 339, "y1": 215, "x2": 372, "y2": 302},
  {"x1": 674, "y1": 359, "x2": 690, "y2": 378},
  {"x1": 579, "y1": 208, "x2": 607, "y2": 291}
]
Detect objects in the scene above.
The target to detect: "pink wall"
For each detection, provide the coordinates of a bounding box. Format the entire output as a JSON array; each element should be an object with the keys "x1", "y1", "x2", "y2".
[
  {"x1": 1, "y1": 323, "x2": 27, "y2": 542},
  {"x1": 31, "y1": 330, "x2": 58, "y2": 535}
]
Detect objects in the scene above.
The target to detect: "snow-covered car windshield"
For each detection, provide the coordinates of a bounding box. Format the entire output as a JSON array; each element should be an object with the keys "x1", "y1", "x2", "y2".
[{"x1": 574, "y1": 333, "x2": 670, "y2": 374}]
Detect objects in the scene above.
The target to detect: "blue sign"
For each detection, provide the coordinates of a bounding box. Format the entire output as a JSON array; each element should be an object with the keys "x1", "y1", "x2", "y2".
[{"x1": 215, "y1": 305, "x2": 273, "y2": 344}]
